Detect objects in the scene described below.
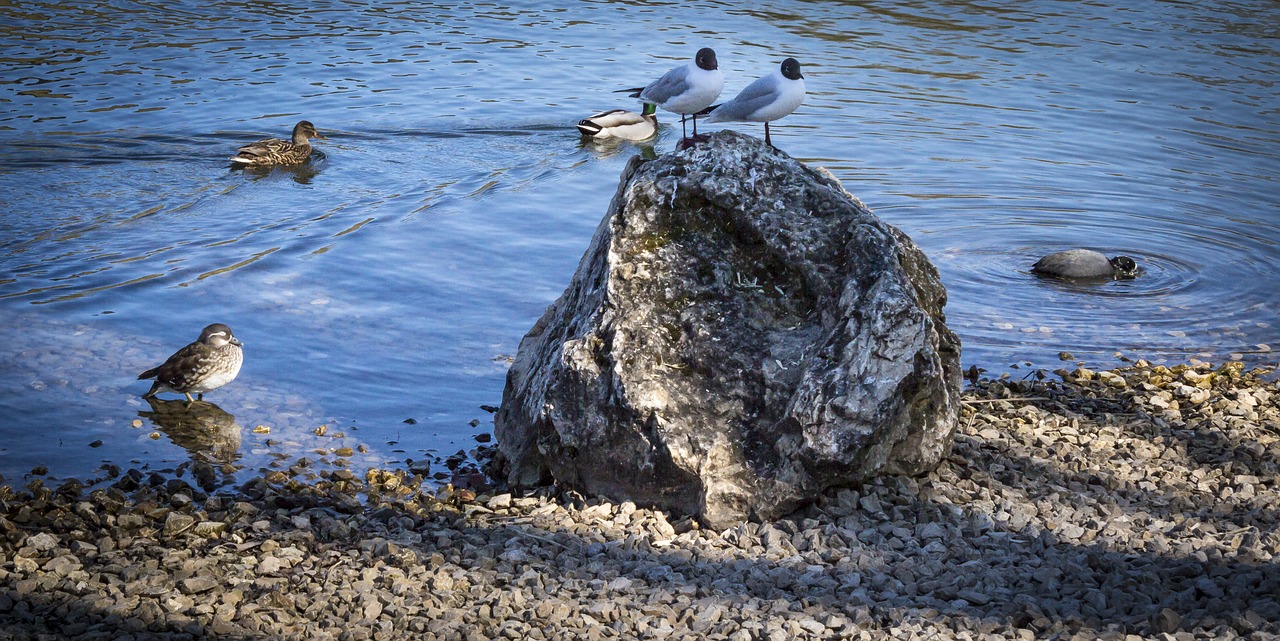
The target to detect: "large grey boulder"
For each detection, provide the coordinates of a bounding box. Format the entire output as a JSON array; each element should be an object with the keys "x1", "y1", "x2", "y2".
[{"x1": 496, "y1": 131, "x2": 961, "y2": 528}]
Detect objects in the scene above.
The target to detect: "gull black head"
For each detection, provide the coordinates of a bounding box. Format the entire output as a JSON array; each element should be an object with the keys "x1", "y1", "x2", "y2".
[
  {"x1": 199, "y1": 323, "x2": 243, "y2": 348},
  {"x1": 695, "y1": 47, "x2": 718, "y2": 71},
  {"x1": 294, "y1": 120, "x2": 325, "y2": 140},
  {"x1": 781, "y1": 58, "x2": 803, "y2": 80},
  {"x1": 1109, "y1": 255, "x2": 1138, "y2": 278}
]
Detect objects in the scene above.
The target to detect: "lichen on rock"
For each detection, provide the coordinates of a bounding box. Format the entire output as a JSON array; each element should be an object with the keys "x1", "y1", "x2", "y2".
[{"x1": 496, "y1": 131, "x2": 962, "y2": 528}]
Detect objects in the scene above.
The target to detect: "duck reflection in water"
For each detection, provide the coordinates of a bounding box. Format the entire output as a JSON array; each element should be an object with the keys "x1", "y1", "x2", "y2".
[
  {"x1": 577, "y1": 137, "x2": 658, "y2": 161},
  {"x1": 139, "y1": 398, "x2": 243, "y2": 487},
  {"x1": 231, "y1": 151, "x2": 324, "y2": 185}
]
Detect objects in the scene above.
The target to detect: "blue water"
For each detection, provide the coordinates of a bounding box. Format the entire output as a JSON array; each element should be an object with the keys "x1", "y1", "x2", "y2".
[{"x1": 1, "y1": 0, "x2": 1277, "y2": 485}]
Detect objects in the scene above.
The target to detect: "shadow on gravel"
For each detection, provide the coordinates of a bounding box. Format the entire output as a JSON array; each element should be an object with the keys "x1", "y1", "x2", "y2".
[{"x1": 1, "y1": 364, "x2": 1277, "y2": 639}]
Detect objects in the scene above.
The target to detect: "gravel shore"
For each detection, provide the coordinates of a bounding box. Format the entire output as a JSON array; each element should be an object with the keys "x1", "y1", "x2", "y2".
[{"x1": 2, "y1": 360, "x2": 1278, "y2": 640}]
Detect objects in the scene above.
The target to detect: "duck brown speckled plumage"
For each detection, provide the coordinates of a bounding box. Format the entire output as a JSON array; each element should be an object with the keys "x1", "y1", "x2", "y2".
[
  {"x1": 138, "y1": 323, "x2": 244, "y2": 403},
  {"x1": 229, "y1": 120, "x2": 324, "y2": 166}
]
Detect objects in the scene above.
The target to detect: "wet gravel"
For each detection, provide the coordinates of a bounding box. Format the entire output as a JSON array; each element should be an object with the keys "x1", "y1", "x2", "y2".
[{"x1": 1, "y1": 359, "x2": 1277, "y2": 640}]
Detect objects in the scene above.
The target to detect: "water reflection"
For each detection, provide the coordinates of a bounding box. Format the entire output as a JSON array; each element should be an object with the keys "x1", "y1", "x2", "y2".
[
  {"x1": 230, "y1": 156, "x2": 323, "y2": 185},
  {"x1": 577, "y1": 135, "x2": 659, "y2": 161},
  {"x1": 139, "y1": 397, "x2": 243, "y2": 469}
]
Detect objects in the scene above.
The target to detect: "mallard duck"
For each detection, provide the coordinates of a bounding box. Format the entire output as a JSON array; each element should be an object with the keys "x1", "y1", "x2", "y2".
[
  {"x1": 229, "y1": 120, "x2": 324, "y2": 166},
  {"x1": 616, "y1": 47, "x2": 723, "y2": 141},
  {"x1": 1032, "y1": 249, "x2": 1139, "y2": 279},
  {"x1": 138, "y1": 323, "x2": 244, "y2": 403},
  {"x1": 577, "y1": 103, "x2": 658, "y2": 141},
  {"x1": 704, "y1": 58, "x2": 806, "y2": 147}
]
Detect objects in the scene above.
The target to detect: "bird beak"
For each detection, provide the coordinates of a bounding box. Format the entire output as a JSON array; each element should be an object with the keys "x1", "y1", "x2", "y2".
[
  {"x1": 231, "y1": 338, "x2": 244, "y2": 347},
  {"x1": 313, "y1": 132, "x2": 326, "y2": 139}
]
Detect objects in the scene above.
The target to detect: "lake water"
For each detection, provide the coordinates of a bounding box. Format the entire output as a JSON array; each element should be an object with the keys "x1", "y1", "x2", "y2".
[{"x1": 2, "y1": 0, "x2": 1277, "y2": 487}]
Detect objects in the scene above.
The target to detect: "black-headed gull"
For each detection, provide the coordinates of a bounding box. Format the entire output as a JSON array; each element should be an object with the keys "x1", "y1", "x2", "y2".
[
  {"x1": 618, "y1": 48, "x2": 724, "y2": 142},
  {"x1": 705, "y1": 58, "x2": 805, "y2": 146}
]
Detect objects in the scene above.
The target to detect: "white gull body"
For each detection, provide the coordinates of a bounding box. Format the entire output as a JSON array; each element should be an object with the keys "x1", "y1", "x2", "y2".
[{"x1": 707, "y1": 58, "x2": 805, "y2": 145}]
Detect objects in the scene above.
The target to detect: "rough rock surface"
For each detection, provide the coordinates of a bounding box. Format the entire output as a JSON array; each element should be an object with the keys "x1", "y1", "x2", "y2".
[{"x1": 496, "y1": 131, "x2": 961, "y2": 527}]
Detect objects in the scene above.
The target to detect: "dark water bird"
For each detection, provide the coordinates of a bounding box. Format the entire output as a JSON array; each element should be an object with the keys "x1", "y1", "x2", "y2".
[
  {"x1": 138, "y1": 323, "x2": 244, "y2": 403},
  {"x1": 617, "y1": 48, "x2": 724, "y2": 142},
  {"x1": 229, "y1": 120, "x2": 324, "y2": 166},
  {"x1": 1032, "y1": 249, "x2": 1139, "y2": 280},
  {"x1": 577, "y1": 103, "x2": 658, "y2": 141},
  {"x1": 703, "y1": 58, "x2": 806, "y2": 147}
]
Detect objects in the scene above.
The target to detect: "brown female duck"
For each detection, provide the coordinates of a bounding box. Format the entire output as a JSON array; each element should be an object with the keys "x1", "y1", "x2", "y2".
[{"x1": 229, "y1": 120, "x2": 324, "y2": 166}]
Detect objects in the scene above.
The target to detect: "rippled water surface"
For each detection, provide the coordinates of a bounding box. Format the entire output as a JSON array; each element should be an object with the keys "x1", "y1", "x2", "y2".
[{"x1": 2, "y1": 0, "x2": 1277, "y2": 484}]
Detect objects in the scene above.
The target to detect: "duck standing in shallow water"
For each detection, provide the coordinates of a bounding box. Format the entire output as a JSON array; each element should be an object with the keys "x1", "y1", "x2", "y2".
[
  {"x1": 229, "y1": 120, "x2": 324, "y2": 167},
  {"x1": 577, "y1": 103, "x2": 658, "y2": 141},
  {"x1": 704, "y1": 58, "x2": 806, "y2": 147},
  {"x1": 1032, "y1": 249, "x2": 1139, "y2": 280},
  {"x1": 138, "y1": 323, "x2": 244, "y2": 403},
  {"x1": 617, "y1": 48, "x2": 723, "y2": 143}
]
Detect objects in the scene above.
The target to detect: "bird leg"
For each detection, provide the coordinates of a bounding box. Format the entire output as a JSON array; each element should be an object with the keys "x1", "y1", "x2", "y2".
[
  {"x1": 686, "y1": 115, "x2": 712, "y2": 144},
  {"x1": 765, "y1": 122, "x2": 772, "y2": 147},
  {"x1": 184, "y1": 392, "x2": 196, "y2": 404}
]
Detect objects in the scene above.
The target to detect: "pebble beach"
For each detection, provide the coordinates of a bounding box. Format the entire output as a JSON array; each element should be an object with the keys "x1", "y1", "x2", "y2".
[{"x1": 1, "y1": 359, "x2": 1277, "y2": 640}]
